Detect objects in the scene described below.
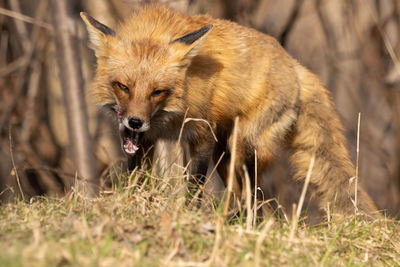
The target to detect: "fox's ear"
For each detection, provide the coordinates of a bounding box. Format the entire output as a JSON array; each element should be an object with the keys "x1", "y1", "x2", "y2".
[
  {"x1": 80, "y1": 12, "x2": 115, "y2": 51},
  {"x1": 170, "y1": 24, "x2": 213, "y2": 65}
]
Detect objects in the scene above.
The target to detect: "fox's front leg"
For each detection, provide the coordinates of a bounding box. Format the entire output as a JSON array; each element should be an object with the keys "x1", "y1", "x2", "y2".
[
  {"x1": 187, "y1": 140, "x2": 213, "y2": 198},
  {"x1": 127, "y1": 142, "x2": 154, "y2": 172}
]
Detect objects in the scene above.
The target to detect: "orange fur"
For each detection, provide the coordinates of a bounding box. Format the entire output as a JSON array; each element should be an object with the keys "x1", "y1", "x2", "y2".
[{"x1": 81, "y1": 6, "x2": 378, "y2": 216}]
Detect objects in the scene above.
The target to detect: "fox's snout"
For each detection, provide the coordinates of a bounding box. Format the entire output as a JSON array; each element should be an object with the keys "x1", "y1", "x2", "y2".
[
  {"x1": 128, "y1": 117, "x2": 143, "y2": 129},
  {"x1": 121, "y1": 116, "x2": 149, "y2": 132}
]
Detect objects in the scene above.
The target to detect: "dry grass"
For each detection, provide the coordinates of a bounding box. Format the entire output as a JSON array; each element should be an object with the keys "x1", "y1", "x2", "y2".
[{"x1": 0, "y1": 167, "x2": 399, "y2": 267}]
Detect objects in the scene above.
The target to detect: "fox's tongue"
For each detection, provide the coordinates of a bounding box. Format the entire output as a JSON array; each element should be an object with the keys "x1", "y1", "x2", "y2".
[{"x1": 123, "y1": 131, "x2": 139, "y2": 156}]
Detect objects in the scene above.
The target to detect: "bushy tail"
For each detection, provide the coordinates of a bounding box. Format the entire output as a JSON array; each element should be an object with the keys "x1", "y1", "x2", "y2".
[{"x1": 290, "y1": 64, "x2": 378, "y2": 216}]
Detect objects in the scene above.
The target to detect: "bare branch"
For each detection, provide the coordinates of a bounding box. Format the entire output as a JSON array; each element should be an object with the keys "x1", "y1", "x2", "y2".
[
  {"x1": 0, "y1": 6, "x2": 53, "y2": 31},
  {"x1": 50, "y1": 0, "x2": 97, "y2": 196}
]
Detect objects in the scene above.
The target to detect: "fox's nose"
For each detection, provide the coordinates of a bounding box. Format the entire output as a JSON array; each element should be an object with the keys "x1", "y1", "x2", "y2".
[{"x1": 128, "y1": 117, "x2": 143, "y2": 129}]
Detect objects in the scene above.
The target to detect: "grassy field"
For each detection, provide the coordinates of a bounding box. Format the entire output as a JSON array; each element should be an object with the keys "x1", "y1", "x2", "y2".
[{"x1": 0, "y1": 169, "x2": 399, "y2": 267}]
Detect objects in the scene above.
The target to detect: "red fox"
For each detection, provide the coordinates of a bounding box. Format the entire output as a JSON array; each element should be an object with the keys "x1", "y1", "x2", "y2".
[{"x1": 81, "y1": 6, "x2": 378, "y2": 216}]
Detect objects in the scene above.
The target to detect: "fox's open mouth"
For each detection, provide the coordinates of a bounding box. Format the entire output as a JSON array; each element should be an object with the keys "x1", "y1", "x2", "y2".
[{"x1": 119, "y1": 124, "x2": 142, "y2": 156}]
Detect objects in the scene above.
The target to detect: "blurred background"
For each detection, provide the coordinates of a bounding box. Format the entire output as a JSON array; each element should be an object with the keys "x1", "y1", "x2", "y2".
[{"x1": 0, "y1": 0, "x2": 399, "y2": 217}]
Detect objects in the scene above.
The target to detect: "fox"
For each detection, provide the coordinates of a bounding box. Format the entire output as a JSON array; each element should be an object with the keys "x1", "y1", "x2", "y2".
[{"x1": 81, "y1": 6, "x2": 378, "y2": 216}]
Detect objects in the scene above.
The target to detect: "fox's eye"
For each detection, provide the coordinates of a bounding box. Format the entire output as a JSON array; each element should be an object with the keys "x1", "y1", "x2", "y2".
[
  {"x1": 151, "y1": 89, "x2": 166, "y2": 97},
  {"x1": 113, "y1": 82, "x2": 129, "y2": 94}
]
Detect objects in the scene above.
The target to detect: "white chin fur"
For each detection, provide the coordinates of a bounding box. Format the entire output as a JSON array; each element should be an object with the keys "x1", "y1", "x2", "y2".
[{"x1": 139, "y1": 123, "x2": 150, "y2": 132}]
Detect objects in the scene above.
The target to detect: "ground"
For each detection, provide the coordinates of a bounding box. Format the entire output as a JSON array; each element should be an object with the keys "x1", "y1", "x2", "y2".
[{"x1": 0, "y1": 169, "x2": 399, "y2": 267}]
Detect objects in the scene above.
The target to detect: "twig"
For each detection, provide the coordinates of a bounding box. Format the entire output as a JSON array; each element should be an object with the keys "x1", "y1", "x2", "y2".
[
  {"x1": 223, "y1": 116, "x2": 239, "y2": 215},
  {"x1": 351, "y1": 112, "x2": 361, "y2": 212},
  {"x1": 205, "y1": 216, "x2": 222, "y2": 266},
  {"x1": 98, "y1": 158, "x2": 126, "y2": 182},
  {"x1": 176, "y1": 112, "x2": 218, "y2": 148},
  {"x1": 128, "y1": 166, "x2": 139, "y2": 188},
  {"x1": 183, "y1": 118, "x2": 218, "y2": 142},
  {"x1": 363, "y1": 0, "x2": 400, "y2": 78},
  {"x1": 205, "y1": 152, "x2": 225, "y2": 187},
  {"x1": 355, "y1": 113, "x2": 361, "y2": 208},
  {"x1": 0, "y1": 61, "x2": 31, "y2": 133},
  {"x1": 8, "y1": 0, "x2": 31, "y2": 53},
  {"x1": 163, "y1": 239, "x2": 181, "y2": 264},
  {"x1": 9, "y1": 127, "x2": 25, "y2": 201},
  {"x1": 189, "y1": 152, "x2": 225, "y2": 207},
  {"x1": 296, "y1": 155, "x2": 315, "y2": 218},
  {"x1": 0, "y1": 55, "x2": 29, "y2": 77},
  {"x1": 22, "y1": 165, "x2": 78, "y2": 179},
  {"x1": 0, "y1": 31, "x2": 8, "y2": 66},
  {"x1": 253, "y1": 149, "x2": 257, "y2": 226},
  {"x1": 0, "y1": 0, "x2": 47, "y2": 133},
  {"x1": 289, "y1": 203, "x2": 297, "y2": 242},
  {"x1": 175, "y1": 108, "x2": 189, "y2": 152},
  {"x1": 327, "y1": 202, "x2": 331, "y2": 226},
  {"x1": 255, "y1": 220, "x2": 273, "y2": 267},
  {"x1": 290, "y1": 154, "x2": 315, "y2": 241},
  {"x1": 0, "y1": 6, "x2": 53, "y2": 31},
  {"x1": 22, "y1": 145, "x2": 65, "y2": 195},
  {"x1": 22, "y1": 37, "x2": 47, "y2": 142},
  {"x1": 0, "y1": 187, "x2": 13, "y2": 198},
  {"x1": 242, "y1": 164, "x2": 252, "y2": 231}
]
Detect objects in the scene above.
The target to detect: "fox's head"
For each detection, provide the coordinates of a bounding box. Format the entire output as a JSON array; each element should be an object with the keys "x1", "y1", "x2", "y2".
[{"x1": 81, "y1": 11, "x2": 212, "y2": 156}]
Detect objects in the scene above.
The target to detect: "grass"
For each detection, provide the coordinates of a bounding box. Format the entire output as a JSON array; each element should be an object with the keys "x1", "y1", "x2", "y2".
[{"x1": 0, "y1": 168, "x2": 399, "y2": 267}]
